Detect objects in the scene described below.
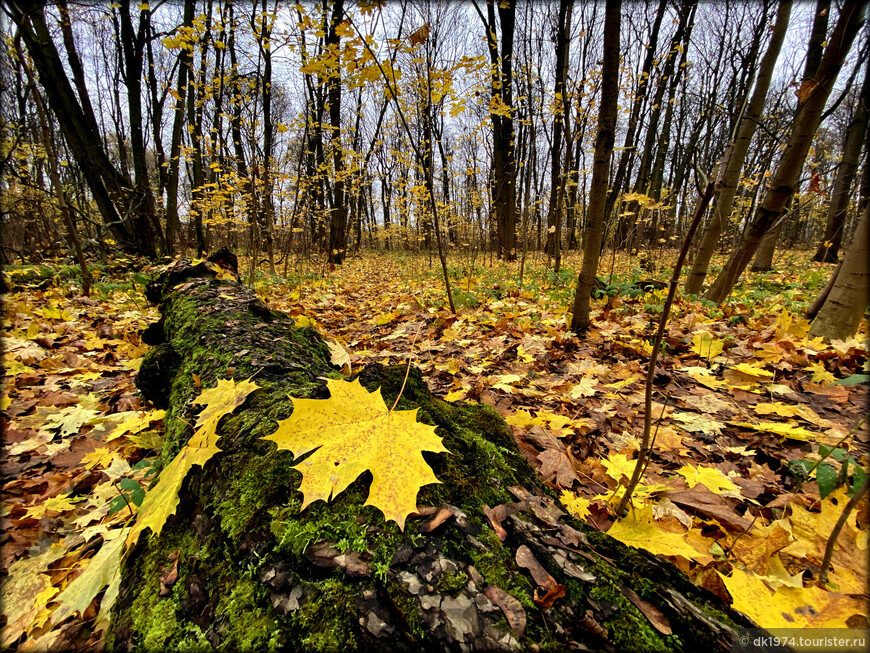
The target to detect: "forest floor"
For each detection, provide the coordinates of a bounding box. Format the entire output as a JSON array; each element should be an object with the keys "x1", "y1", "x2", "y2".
[{"x1": 1, "y1": 249, "x2": 868, "y2": 650}]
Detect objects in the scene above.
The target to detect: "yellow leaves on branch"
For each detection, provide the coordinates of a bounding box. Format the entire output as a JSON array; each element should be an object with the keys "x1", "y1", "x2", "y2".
[
  {"x1": 263, "y1": 378, "x2": 448, "y2": 530},
  {"x1": 126, "y1": 378, "x2": 260, "y2": 547}
]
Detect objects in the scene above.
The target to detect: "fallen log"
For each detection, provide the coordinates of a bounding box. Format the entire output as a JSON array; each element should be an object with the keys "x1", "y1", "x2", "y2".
[{"x1": 109, "y1": 256, "x2": 759, "y2": 651}]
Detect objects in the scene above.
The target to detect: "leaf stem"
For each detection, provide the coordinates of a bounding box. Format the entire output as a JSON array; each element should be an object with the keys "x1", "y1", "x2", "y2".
[{"x1": 112, "y1": 480, "x2": 135, "y2": 518}]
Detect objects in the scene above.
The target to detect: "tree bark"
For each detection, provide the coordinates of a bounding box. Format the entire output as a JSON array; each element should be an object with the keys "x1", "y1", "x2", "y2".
[
  {"x1": 809, "y1": 201, "x2": 870, "y2": 341},
  {"x1": 326, "y1": 0, "x2": 348, "y2": 265},
  {"x1": 481, "y1": 0, "x2": 518, "y2": 261},
  {"x1": 813, "y1": 55, "x2": 870, "y2": 262},
  {"x1": 544, "y1": 0, "x2": 572, "y2": 259},
  {"x1": 162, "y1": 0, "x2": 195, "y2": 254},
  {"x1": 750, "y1": 0, "x2": 832, "y2": 272},
  {"x1": 17, "y1": 39, "x2": 90, "y2": 296},
  {"x1": 255, "y1": 0, "x2": 277, "y2": 275},
  {"x1": 685, "y1": 0, "x2": 791, "y2": 294},
  {"x1": 606, "y1": 0, "x2": 667, "y2": 248},
  {"x1": 704, "y1": 2, "x2": 865, "y2": 304},
  {"x1": 110, "y1": 257, "x2": 760, "y2": 651},
  {"x1": 569, "y1": 0, "x2": 621, "y2": 333},
  {"x1": 118, "y1": 0, "x2": 166, "y2": 254},
  {"x1": 9, "y1": 1, "x2": 162, "y2": 258}
]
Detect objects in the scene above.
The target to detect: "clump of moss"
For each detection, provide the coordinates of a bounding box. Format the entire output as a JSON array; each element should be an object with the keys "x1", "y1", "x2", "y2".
[
  {"x1": 290, "y1": 579, "x2": 358, "y2": 651},
  {"x1": 436, "y1": 570, "x2": 469, "y2": 594}
]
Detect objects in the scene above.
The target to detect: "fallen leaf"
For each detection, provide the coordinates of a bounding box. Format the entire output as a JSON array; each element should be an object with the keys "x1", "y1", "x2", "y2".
[
  {"x1": 264, "y1": 378, "x2": 448, "y2": 530},
  {"x1": 484, "y1": 585, "x2": 526, "y2": 638}
]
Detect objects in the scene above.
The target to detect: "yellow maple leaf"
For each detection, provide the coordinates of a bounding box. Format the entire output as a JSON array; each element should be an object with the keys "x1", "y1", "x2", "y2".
[
  {"x1": 690, "y1": 331, "x2": 724, "y2": 359},
  {"x1": 372, "y1": 311, "x2": 399, "y2": 326},
  {"x1": 44, "y1": 404, "x2": 102, "y2": 437},
  {"x1": 783, "y1": 487, "x2": 859, "y2": 560},
  {"x1": 569, "y1": 376, "x2": 598, "y2": 398},
  {"x1": 491, "y1": 373, "x2": 524, "y2": 393},
  {"x1": 1, "y1": 546, "x2": 65, "y2": 648},
  {"x1": 532, "y1": 410, "x2": 572, "y2": 431},
  {"x1": 729, "y1": 520, "x2": 794, "y2": 574},
  {"x1": 719, "y1": 568, "x2": 865, "y2": 628},
  {"x1": 596, "y1": 483, "x2": 671, "y2": 505},
  {"x1": 82, "y1": 447, "x2": 119, "y2": 470},
  {"x1": 601, "y1": 453, "x2": 637, "y2": 483},
  {"x1": 774, "y1": 309, "x2": 810, "y2": 340},
  {"x1": 25, "y1": 494, "x2": 81, "y2": 519},
  {"x1": 807, "y1": 361, "x2": 835, "y2": 385},
  {"x1": 733, "y1": 421, "x2": 818, "y2": 442},
  {"x1": 681, "y1": 365, "x2": 727, "y2": 390},
  {"x1": 263, "y1": 378, "x2": 448, "y2": 530},
  {"x1": 676, "y1": 464, "x2": 739, "y2": 495},
  {"x1": 505, "y1": 409, "x2": 534, "y2": 429},
  {"x1": 607, "y1": 503, "x2": 703, "y2": 562},
  {"x1": 672, "y1": 412, "x2": 725, "y2": 435},
  {"x1": 52, "y1": 527, "x2": 129, "y2": 623},
  {"x1": 107, "y1": 409, "x2": 166, "y2": 441},
  {"x1": 560, "y1": 490, "x2": 591, "y2": 520},
  {"x1": 753, "y1": 402, "x2": 802, "y2": 418},
  {"x1": 326, "y1": 339, "x2": 351, "y2": 373},
  {"x1": 127, "y1": 378, "x2": 259, "y2": 547},
  {"x1": 729, "y1": 362, "x2": 775, "y2": 381}
]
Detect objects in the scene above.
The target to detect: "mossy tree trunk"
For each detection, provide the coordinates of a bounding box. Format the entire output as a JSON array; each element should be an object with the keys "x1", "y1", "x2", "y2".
[{"x1": 110, "y1": 256, "x2": 760, "y2": 651}]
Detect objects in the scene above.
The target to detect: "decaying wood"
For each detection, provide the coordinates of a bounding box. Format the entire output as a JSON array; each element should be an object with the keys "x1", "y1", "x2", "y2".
[{"x1": 110, "y1": 255, "x2": 762, "y2": 651}]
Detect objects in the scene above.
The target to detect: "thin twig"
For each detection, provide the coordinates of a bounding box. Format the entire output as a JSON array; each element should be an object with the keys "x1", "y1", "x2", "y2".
[
  {"x1": 818, "y1": 476, "x2": 868, "y2": 585},
  {"x1": 390, "y1": 323, "x2": 422, "y2": 413},
  {"x1": 616, "y1": 172, "x2": 717, "y2": 518}
]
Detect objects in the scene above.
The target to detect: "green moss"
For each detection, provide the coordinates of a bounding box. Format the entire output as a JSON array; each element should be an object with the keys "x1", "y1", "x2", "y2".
[
  {"x1": 140, "y1": 600, "x2": 182, "y2": 651},
  {"x1": 435, "y1": 569, "x2": 469, "y2": 594},
  {"x1": 385, "y1": 577, "x2": 426, "y2": 640},
  {"x1": 214, "y1": 576, "x2": 278, "y2": 652},
  {"x1": 291, "y1": 579, "x2": 358, "y2": 651}
]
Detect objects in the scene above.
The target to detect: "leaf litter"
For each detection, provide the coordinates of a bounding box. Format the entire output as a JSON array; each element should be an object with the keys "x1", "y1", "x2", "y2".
[{"x1": 1, "y1": 251, "x2": 868, "y2": 647}]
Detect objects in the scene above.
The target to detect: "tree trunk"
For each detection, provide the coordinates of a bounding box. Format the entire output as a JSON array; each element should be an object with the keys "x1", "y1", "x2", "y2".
[
  {"x1": 606, "y1": 0, "x2": 667, "y2": 248},
  {"x1": 326, "y1": 0, "x2": 348, "y2": 265},
  {"x1": 743, "y1": 0, "x2": 831, "y2": 274},
  {"x1": 110, "y1": 257, "x2": 760, "y2": 651},
  {"x1": 9, "y1": 1, "x2": 162, "y2": 258},
  {"x1": 809, "y1": 202, "x2": 870, "y2": 341},
  {"x1": 481, "y1": 0, "x2": 518, "y2": 261},
  {"x1": 256, "y1": 0, "x2": 277, "y2": 275},
  {"x1": 165, "y1": 0, "x2": 196, "y2": 254},
  {"x1": 545, "y1": 0, "x2": 572, "y2": 258},
  {"x1": 684, "y1": 0, "x2": 792, "y2": 295},
  {"x1": 187, "y1": 0, "x2": 212, "y2": 257},
  {"x1": 118, "y1": 0, "x2": 166, "y2": 254},
  {"x1": 569, "y1": 0, "x2": 621, "y2": 334},
  {"x1": 18, "y1": 41, "x2": 90, "y2": 296},
  {"x1": 704, "y1": 2, "x2": 865, "y2": 304},
  {"x1": 813, "y1": 55, "x2": 869, "y2": 263}
]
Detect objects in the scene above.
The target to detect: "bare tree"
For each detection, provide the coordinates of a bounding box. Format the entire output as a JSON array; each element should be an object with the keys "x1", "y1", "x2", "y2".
[
  {"x1": 705, "y1": 2, "x2": 866, "y2": 304},
  {"x1": 569, "y1": 0, "x2": 620, "y2": 333},
  {"x1": 685, "y1": 0, "x2": 792, "y2": 294},
  {"x1": 813, "y1": 54, "x2": 869, "y2": 262}
]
